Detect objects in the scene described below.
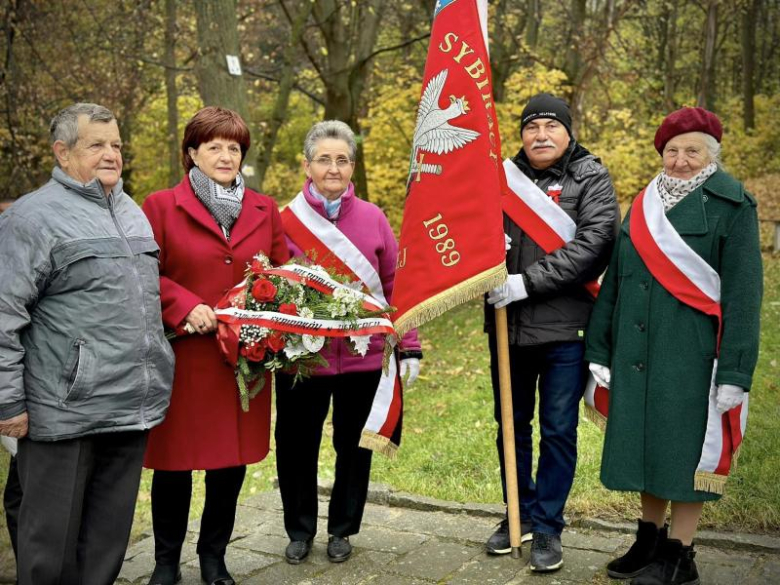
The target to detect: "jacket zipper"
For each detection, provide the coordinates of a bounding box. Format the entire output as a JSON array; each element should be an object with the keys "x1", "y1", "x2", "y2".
[{"x1": 108, "y1": 194, "x2": 153, "y2": 429}]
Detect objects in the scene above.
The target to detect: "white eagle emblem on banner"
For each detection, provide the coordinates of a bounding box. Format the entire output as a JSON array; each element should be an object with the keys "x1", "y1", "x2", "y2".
[{"x1": 409, "y1": 69, "x2": 480, "y2": 183}]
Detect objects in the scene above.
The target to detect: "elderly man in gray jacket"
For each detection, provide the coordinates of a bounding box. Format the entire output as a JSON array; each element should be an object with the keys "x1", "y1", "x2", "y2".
[{"x1": 0, "y1": 103, "x2": 175, "y2": 585}]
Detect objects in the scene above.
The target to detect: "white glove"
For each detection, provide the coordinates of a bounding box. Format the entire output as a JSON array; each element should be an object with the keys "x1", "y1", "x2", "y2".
[
  {"x1": 589, "y1": 363, "x2": 611, "y2": 390},
  {"x1": 504, "y1": 233, "x2": 512, "y2": 251},
  {"x1": 716, "y1": 384, "x2": 745, "y2": 414},
  {"x1": 1, "y1": 436, "x2": 17, "y2": 457},
  {"x1": 400, "y1": 358, "x2": 420, "y2": 386},
  {"x1": 487, "y1": 274, "x2": 528, "y2": 309}
]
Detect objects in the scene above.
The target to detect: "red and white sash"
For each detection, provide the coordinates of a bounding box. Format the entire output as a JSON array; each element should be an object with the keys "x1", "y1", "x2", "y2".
[
  {"x1": 502, "y1": 159, "x2": 601, "y2": 298},
  {"x1": 282, "y1": 192, "x2": 403, "y2": 458},
  {"x1": 503, "y1": 159, "x2": 610, "y2": 420},
  {"x1": 626, "y1": 177, "x2": 746, "y2": 494}
]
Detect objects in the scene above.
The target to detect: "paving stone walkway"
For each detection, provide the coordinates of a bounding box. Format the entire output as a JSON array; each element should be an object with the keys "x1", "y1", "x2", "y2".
[{"x1": 115, "y1": 484, "x2": 780, "y2": 585}]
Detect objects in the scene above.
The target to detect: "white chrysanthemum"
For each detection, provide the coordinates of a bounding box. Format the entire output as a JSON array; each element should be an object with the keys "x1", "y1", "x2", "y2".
[
  {"x1": 283, "y1": 341, "x2": 308, "y2": 360},
  {"x1": 350, "y1": 335, "x2": 371, "y2": 357},
  {"x1": 299, "y1": 307, "x2": 314, "y2": 319},
  {"x1": 302, "y1": 335, "x2": 325, "y2": 353}
]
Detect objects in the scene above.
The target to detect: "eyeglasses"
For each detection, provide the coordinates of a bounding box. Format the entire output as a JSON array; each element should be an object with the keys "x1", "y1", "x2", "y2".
[{"x1": 311, "y1": 157, "x2": 353, "y2": 169}]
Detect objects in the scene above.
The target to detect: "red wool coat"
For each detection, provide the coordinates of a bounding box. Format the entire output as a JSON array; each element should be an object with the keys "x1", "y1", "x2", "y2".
[{"x1": 142, "y1": 177, "x2": 290, "y2": 470}]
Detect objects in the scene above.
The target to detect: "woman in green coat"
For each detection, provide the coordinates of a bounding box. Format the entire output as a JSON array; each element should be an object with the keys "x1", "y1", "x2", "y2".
[{"x1": 585, "y1": 107, "x2": 762, "y2": 585}]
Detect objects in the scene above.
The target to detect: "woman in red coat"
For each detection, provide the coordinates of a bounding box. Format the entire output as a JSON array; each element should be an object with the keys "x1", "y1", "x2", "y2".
[{"x1": 141, "y1": 107, "x2": 289, "y2": 585}]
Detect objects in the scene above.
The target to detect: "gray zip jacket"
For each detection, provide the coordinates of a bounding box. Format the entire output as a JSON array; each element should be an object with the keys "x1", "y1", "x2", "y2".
[{"x1": 0, "y1": 168, "x2": 174, "y2": 440}]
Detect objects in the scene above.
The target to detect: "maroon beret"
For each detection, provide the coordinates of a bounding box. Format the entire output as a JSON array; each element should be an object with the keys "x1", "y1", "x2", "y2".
[{"x1": 654, "y1": 107, "x2": 723, "y2": 154}]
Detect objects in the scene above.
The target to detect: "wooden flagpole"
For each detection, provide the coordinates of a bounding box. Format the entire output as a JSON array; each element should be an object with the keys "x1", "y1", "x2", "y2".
[{"x1": 494, "y1": 306, "x2": 522, "y2": 558}]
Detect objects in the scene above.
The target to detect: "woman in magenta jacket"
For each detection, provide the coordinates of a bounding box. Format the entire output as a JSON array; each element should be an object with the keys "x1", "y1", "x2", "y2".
[
  {"x1": 141, "y1": 107, "x2": 289, "y2": 585},
  {"x1": 277, "y1": 120, "x2": 422, "y2": 566}
]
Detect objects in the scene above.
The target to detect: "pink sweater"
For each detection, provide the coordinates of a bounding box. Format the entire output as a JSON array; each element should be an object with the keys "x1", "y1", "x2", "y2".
[{"x1": 285, "y1": 180, "x2": 422, "y2": 375}]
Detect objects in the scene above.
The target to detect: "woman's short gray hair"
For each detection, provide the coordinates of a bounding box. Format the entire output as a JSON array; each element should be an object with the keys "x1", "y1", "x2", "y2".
[
  {"x1": 50, "y1": 103, "x2": 116, "y2": 147},
  {"x1": 303, "y1": 120, "x2": 357, "y2": 161},
  {"x1": 700, "y1": 133, "x2": 722, "y2": 167}
]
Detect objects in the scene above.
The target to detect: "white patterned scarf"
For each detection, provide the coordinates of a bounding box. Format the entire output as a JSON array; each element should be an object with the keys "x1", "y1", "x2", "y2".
[
  {"x1": 656, "y1": 162, "x2": 717, "y2": 213},
  {"x1": 189, "y1": 166, "x2": 245, "y2": 239}
]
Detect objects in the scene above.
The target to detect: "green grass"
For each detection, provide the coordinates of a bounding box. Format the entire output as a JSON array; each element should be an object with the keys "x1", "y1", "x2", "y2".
[{"x1": 1, "y1": 255, "x2": 778, "y2": 567}]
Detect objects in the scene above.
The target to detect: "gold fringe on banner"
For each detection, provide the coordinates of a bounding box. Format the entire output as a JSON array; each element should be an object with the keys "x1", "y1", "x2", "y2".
[
  {"x1": 694, "y1": 471, "x2": 727, "y2": 495},
  {"x1": 584, "y1": 404, "x2": 607, "y2": 431},
  {"x1": 359, "y1": 431, "x2": 399, "y2": 459},
  {"x1": 394, "y1": 263, "x2": 508, "y2": 337}
]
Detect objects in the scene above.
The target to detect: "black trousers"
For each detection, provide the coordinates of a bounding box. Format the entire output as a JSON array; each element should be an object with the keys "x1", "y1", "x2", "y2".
[
  {"x1": 275, "y1": 370, "x2": 381, "y2": 542},
  {"x1": 151, "y1": 465, "x2": 246, "y2": 565},
  {"x1": 16, "y1": 430, "x2": 148, "y2": 585},
  {"x1": 4, "y1": 455, "x2": 21, "y2": 560}
]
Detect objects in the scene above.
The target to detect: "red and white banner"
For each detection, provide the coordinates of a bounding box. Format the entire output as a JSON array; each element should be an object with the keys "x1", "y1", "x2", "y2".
[
  {"x1": 282, "y1": 194, "x2": 404, "y2": 457},
  {"x1": 628, "y1": 177, "x2": 747, "y2": 494},
  {"x1": 392, "y1": 0, "x2": 507, "y2": 336}
]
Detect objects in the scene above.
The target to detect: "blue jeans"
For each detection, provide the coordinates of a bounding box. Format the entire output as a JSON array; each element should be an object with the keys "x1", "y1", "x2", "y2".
[{"x1": 489, "y1": 338, "x2": 586, "y2": 536}]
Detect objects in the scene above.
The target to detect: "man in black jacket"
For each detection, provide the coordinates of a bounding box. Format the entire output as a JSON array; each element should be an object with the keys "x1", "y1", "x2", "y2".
[{"x1": 484, "y1": 93, "x2": 619, "y2": 572}]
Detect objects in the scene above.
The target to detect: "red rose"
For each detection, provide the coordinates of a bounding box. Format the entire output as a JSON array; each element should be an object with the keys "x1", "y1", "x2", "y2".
[
  {"x1": 264, "y1": 332, "x2": 286, "y2": 352},
  {"x1": 240, "y1": 343, "x2": 266, "y2": 362},
  {"x1": 250, "y1": 258, "x2": 265, "y2": 276},
  {"x1": 251, "y1": 278, "x2": 277, "y2": 302},
  {"x1": 278, "y1": 303, "x2": 298, "y2": 316}
]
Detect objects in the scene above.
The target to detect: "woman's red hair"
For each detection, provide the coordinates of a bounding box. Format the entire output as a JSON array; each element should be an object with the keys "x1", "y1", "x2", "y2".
[{"x1": 181, "y1": 107, "x2": 251, "y2": 171}]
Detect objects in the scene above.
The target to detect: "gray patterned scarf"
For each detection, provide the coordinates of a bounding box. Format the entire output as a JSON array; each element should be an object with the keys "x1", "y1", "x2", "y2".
[
  {"x1": 656, "y1": 163, "x2": 717, "y2": 213},
  {"x1": 189, "y1": 166, "x2": 245, "y2": 239}
]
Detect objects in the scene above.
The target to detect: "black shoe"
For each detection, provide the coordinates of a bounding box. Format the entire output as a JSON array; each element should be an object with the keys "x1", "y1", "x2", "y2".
[
  {"x1": 285, "y1": 538, "x2": 313, "y2": 564},
  {"x1": 608, "y1": 520, "x2": 668, "y2": 579},
  {"x1": 485, "y1": 517, "x2": 533, "y2": 555},
  {"x1": 631, "y1": 539, "x2": 700, "y2": 585},
  {"x1": 529, "y1": 532, "x2": 563, "y2": 572},
  {"x1": 147, "y1": 564, "x2": 181, "y2": 585},
  {"x1": 327, "y1": 535, "x2": 353, "y2": 563},
  {"x1": 199, "y1": 555, "x2": 235, "y2": 585}
]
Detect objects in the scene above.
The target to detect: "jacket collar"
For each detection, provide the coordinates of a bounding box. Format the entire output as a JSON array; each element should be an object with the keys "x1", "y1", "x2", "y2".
[
  {"x1": 302, "y1": 178, "x2": 355, "y2": 220},
  {"x1": 174, "y1": 176, "x2": 271, "y2": 248},
  {"x1": 51, "y1": 166, "x2": 123, "y2": 207},
  {"x1": 702, "y1": 168, "x2": 744, "y2": 203},
  {"x1": 663, "y1": 169, "x2": 741, "y2": 235}
]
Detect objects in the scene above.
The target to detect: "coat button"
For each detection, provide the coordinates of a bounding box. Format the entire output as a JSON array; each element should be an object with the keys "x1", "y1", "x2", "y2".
[
  {"x1": 635, "y1": 323, "x2": 646, "y2": 332},
  {"x1": 640, "y1": 281, "x2": 649, "y2": 290},
  {"x1": 633, "y1": 362, "x2": 645, "y2": 372},
  {"x1": 224, "y1": 256, "x2": 233, "y2": 264}
]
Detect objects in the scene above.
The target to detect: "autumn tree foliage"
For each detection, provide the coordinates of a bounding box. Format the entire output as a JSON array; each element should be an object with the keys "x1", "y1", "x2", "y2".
[{"x1": 1, "y1": 0, "x2": 779, "y2": 225}]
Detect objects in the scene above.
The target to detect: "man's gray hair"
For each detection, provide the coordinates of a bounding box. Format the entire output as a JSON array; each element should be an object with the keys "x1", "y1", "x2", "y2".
[
  {"x1": 303, "y1": 120, "x2": 357, "y2": 161},
  {"x1": 49, "y1": 103, "x2": 116, "y2": 147},
  {"x1": 701, "y1": 133, "x2": 722, "y2": 167}
]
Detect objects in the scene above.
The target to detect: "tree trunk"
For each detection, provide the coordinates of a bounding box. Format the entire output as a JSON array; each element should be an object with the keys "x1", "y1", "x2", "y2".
[
  {"x1": 562, "y1": 0, "x2": 587, "y2": 131},
  {"x1": 563, "y1": 0, "x2": 587, "y2": 86},
  {"x1": 525, "y1": 0, "x2": 542, "y2": 49},
  {"x1": 741, "y1": 0, "x2": 758, "y2": 130},
  {"x1": 663, "y1": 2, "x2": 678, "y2": 112},
  {"x1": 490, "y1": 0, "x2": 527, "y2": 103},
  {"x1": 256, "y1": 0, "x2": 313, "y2": 190},
  {"x1": 164, "y1": 0, "x2": 179, "y2": 186},
  {"x1": 308, "y1": 0, "x2": 384, "y2": 200},
  {"x1": 697, "y1": 0, "x2": 719, "y2": 110},
  {"x1": 194, "y1": 0, "x2": 258, "y2": 189}
]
